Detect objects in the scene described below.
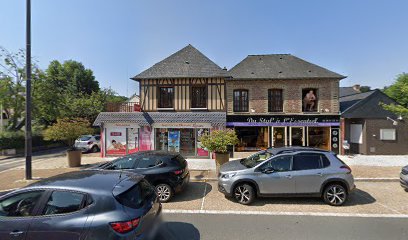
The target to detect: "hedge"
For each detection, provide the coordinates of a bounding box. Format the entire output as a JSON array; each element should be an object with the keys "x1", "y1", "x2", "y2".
[{"x1": 0, "y1": 131, "x2": 62, "y2": 150}]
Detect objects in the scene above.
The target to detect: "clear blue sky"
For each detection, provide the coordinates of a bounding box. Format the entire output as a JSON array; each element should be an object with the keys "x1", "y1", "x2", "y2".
[{"x1": 1, "y1": 0, "x2": 407, "y2": 97}]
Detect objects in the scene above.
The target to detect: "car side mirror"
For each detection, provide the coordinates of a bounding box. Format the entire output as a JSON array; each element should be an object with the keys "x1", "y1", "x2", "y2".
[{"x1": 262, "y1": 168, "x2": 275, "y2": 174}]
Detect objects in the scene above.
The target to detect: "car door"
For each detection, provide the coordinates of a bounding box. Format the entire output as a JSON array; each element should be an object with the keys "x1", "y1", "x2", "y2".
[
  {"x1": 0, "y1": 190, "x2": 45, "y2": 240},
  {"x1": 255, "y1": 155, "x2": 295, "y2": 194},
  {"x1": 292, "y1": 153, "x2": 325, "y2": 194},
  {"x1": 26, "y1": 190, "x2": 91, "y2": 240}
]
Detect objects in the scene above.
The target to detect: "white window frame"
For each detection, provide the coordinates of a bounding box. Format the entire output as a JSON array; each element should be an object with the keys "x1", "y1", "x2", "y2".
[
  {"x1": 380, "y1": 129, "x2": 396, "y2": 141},
  {"x1": 350, "y1": 124, "x2": 363, "y2": 144}
]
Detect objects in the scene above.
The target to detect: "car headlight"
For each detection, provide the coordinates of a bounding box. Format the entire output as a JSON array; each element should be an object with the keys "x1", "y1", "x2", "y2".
[{"x1": 221, "y1": 173, "x2": 237, "y2": 179}]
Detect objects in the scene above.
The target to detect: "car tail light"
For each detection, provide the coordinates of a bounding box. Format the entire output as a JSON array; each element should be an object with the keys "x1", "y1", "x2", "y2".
[
  {"x1": 174, "y1": 169, "x2": 183, "y2": 175},
  {"x1": 87, "y1": 141, "x2": 93, "y2": 145},
  {"x1": 110, "y1": 218, "x2": 140, "y2": 234},
  {"x1": 340, "y1": 165, "x2": 352, "y2": 173}
]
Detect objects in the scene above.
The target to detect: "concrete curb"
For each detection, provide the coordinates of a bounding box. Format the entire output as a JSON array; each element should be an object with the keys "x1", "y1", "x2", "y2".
[{"x1": 354, "y1": 178, "x2": 400, "y2": 182}]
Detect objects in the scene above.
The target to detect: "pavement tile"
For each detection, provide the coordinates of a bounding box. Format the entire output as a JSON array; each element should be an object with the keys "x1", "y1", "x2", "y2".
[
  {"x1": 162, "y1": 182, "x2": 210, "y2": 210},
  {"x1": 351, "y1": 166, "x2": 402, "y2": 179},
  {"x1": 201, "y1": 182, "x2": 403, "y2": 215},
  {"x1": 0, "y1": 168, "x2": 74, "y2": 191}
]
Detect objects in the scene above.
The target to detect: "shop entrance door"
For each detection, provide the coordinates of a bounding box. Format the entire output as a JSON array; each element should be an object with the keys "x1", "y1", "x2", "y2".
[
  {"x1": 290, "y1": 127, "x2": 304, "y2": 146},
  {"x1": 272, "y1": 127, "x2": 286, "y2": 148},
  {"x1": 180, "y1": 129, "x2": 196, "y2": 156}
]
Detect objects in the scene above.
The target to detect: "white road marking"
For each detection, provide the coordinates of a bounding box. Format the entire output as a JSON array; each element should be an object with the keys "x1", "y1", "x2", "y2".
[
  {"x1": 162, "y1": 209, "x2": 408, "y2": 218},
  {"x1": 200, "y1": 179, "x2": 208, "y2": 211},
  {"x1": 354, "y1": 191, "x2": 402, "y2": 215}
]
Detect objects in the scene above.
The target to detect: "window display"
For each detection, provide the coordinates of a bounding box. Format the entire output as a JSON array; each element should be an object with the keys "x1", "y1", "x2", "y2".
[
  {"x1": 308, "y1": 127, "x2": 330, "y2": 150},
  {"x1": 302, "y1": 88, "x2": 318, "y2": 112},
  {"x1": 235, "y1": 127, "x2": 268, "y2": 152}
]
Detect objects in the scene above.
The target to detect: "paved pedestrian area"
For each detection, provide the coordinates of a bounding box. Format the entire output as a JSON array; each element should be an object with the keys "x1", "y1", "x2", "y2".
[{"x1": 162, "y1": 181, "x2": 408, "y2": 216}]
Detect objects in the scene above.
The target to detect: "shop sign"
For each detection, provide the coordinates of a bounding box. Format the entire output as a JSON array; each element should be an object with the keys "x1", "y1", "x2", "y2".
[
  {"x1": 154, "y1": 123, "x2": 212, "y2": 129},
  {"x1": 226, "y1": 115, "x2": 340, "y2": 127}
]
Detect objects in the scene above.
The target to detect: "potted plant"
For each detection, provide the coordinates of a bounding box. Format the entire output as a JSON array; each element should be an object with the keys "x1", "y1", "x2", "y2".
[
  {"x1": 199, "y1": 129, "x2": 238, "y2": 173},
  {"x1": 44, "y1": 118, "x2": 93, "y2": 167}
]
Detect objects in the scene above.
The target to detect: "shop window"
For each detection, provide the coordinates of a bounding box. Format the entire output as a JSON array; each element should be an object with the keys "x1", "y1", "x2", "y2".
[
  {"x1": 235, "y1": 127, "x2": 268, "y2": 152},
  {"x1": 302, "y1": 88, "x2": 318, "y2": 112},
  {"x1": 191, "y1": 86, "x2": 207, "y2": 108},
  {"x1": 158, "y1": 87, "x2": 174, "y2": 108},
  {"x1": 268, "y1": 89, "x2": 283, "y2": 112},
  {"x1": 380, "y1": 129, "x2": 396, "y2": 140},
  {"x1": 233, "y1": 90, "x2": 249, "y2": 112},
  {"x1": 308, "y1": 127, "x2": 330, "y2": 150}
]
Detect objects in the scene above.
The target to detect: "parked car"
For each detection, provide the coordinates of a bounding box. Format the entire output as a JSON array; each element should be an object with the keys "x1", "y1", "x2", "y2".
[
  {"x1": 218, "y1": 147, "x2": 355, "y2": 206},
  {"x1": 400, "y1": 165, "x2": 408, "y2": 192},
  {"x1": 74, "y1": 135, "x2": 101, "y2": 153},
  {"x1": 91, "y1": 151, "x2": 190, "y2": 203},
  {"x1": 0, "y1": 170, "x2": 161, "y2": 240}
]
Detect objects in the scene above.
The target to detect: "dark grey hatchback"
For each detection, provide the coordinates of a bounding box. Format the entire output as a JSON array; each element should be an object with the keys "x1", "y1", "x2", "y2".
[{"x1": 0, "y1": 170, "x2": 161, "y2": 240}]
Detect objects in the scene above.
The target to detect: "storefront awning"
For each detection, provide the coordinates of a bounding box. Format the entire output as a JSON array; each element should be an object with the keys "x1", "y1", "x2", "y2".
[
  {"x1": 93, "y1": 112, "x2": 151, "y2": 126},
  {"x1": 94, "y1": 112, "x2": 226, "y2": 127}
]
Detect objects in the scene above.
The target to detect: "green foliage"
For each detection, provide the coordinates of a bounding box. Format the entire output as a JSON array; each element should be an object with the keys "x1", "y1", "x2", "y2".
[
  {"x1": 199, "y1": 129, "x2": 238, "y2": 154},
  {"x1": 383, "y1": 73, "x2": 408, "y2": 117},
  {"x1": 0, "y1": 47, "x2": 40, "y2": 131},
  {"x1": 43, "y1": 118, "x2": 94, "y2": 147},
  {"x1": 0, "y1": 130, "x2": 58, "y2": 150},
  {"x1": 359, "y1": 86, "x2": 371, "y2": 93}
]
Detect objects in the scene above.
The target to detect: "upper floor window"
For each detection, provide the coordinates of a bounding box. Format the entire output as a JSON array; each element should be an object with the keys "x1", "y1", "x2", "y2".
[
  {"x1": 302, "y1": 88, "x2": 318, "y2": 112},
  {"x1": 191, "y1": 86, "x2": 207, "y2": 108},
  {"x1": 233, "y1": 90, "x2": 249, "y2": 112},
  {"x1": 158, "y1": 87, "x2": 174, "y2": 108},
  {"x1": 268, "y1": 89, "x2": 283, "y2": 112}
]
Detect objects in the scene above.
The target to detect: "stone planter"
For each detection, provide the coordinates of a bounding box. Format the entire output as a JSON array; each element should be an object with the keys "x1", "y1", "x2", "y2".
[
  {"x1": 67, "y1": 150, "x2": 82, "y2": 167},
  {"x1": 215, "y1": 152, "x2": 230, "y2": 174}
]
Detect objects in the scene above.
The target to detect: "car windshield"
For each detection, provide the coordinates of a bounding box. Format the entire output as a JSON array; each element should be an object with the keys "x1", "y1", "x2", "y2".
[
  {"x1": 78, "y1": 135, "x2": 92, "y2": 141},
  {"x1": 240, "y1": 150, "x2": 273, "y2": 168}
]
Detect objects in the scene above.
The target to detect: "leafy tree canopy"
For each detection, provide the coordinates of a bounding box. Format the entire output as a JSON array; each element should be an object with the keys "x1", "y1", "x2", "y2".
[{"x1": 383, "y1": 73, "x2": 408, "y2": 117}]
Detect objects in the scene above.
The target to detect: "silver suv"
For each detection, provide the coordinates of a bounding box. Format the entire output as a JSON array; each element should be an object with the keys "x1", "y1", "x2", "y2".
[{"x1": 218, "y1": 148, "x2": 355, "y2": 206}]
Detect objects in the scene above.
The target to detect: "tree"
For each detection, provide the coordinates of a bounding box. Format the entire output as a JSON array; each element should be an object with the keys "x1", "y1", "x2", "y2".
[
  {"x1": 43, "y1": 118, "x2": 94, "y2": 147},
  {"x1": 33, "y1": 60, "x2": 103, "y2": 125},
  {"x1": 0, "y1": 46, "x2": 41, "y2": 130},
  {"x1": 383, "y1": 73, "x2": 408, "y2": 117},
  {"x1": 359, "y1": 86, "x2": 371, "y2": 93}
]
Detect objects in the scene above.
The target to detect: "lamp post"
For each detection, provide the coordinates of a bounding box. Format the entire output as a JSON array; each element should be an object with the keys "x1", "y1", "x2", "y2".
[{"x1": 25, "y1": 0, "x2": 32, "y2": 180}]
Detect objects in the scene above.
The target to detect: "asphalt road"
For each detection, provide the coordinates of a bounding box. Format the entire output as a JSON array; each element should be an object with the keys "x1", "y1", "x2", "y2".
[
  {"x1": 156, "y1": 213, "x2": 408, "y2": 240},
  {"x1": 0, "y1": 147, "x2": 67, "y2": 172}
]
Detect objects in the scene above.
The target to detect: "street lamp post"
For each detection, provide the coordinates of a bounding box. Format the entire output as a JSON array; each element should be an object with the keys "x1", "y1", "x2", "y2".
[{"x1": 25, "y1": 0, "x2": 32, "y2": 180}]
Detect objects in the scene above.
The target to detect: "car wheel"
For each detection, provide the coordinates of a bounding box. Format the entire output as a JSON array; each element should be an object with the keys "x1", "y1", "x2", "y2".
[
  {"x1": 233, "y1": 184, "x2": 255, "y2": 205},
  {"x1": 323, "y1": 184, "x2": 347, "y2": 206},
  {"x1": 405, "y1": 188, "x2": 408, "y2": 193},
  {"x1": 155, "y1": 184, "x2": 173, "y2": 203},
  {"x1": 91, "y1": 145, "x2": 99, "y2": 153}
]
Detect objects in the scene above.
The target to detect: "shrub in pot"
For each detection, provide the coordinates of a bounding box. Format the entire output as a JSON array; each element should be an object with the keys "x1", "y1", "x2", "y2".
[
  {"x1": 199, "y1": 129, "x2": 238, "y2": 173},
  {"x1": 44, "y1": 118, "x2": 93, "y2": 167}
]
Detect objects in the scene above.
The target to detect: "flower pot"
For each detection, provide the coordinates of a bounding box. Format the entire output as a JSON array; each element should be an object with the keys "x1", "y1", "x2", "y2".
[
  {"x1": 67, "y1": 150, "x2": 82, "y2": 167},
  {"x1": 215, "y1": 152, "x2": 230, "y2": 174}
]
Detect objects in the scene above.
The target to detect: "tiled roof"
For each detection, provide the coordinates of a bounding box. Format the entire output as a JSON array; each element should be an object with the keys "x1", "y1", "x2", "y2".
[
  {"x1": 132, "y1": 44, "x2": 228, "y2": 80},
  {"x1": 146, "y1": 112, "x2": 226, "y2": 126},
  {"x1": 228, "y1": 54, "x2": 345, "y2": 80},
  {"x1": 93, "y1": 112, "x2": 226, "y2": 127},
  {"x1": 339, "y1": 90, "x2": 376, "y2": 113},
  {"x1": 93, "y1": 112, "x2": 150, "y2": 126},
  {"x1": 339, "y1": 87, "x2": 361, "y2": 97},
  {"x1": 340, "y1": 90, "x2": 398, "y2": 118}
]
